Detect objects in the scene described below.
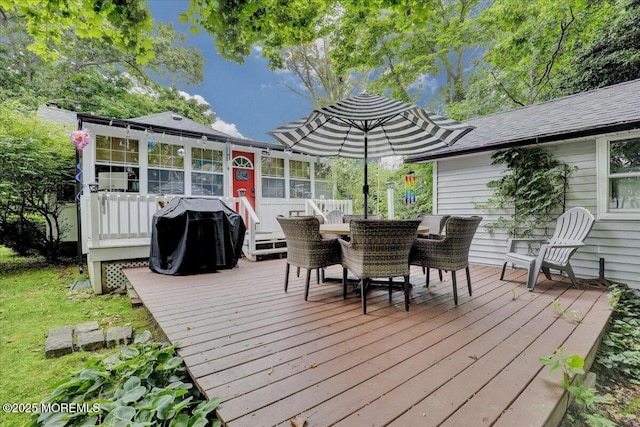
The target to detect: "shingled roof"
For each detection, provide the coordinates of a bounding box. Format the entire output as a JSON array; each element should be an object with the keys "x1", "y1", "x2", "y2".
[
  {"x1": 75, "y1": 111, "x2": 279, "y2": 150},
  {"x1": 407, "y1": 79, "x2": 640, "y2": 163},
  {"x1": 131, "y1": 111, "x2": 231, "y2": 138}
]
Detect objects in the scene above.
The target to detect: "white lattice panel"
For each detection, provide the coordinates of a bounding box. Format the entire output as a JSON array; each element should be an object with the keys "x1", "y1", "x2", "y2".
[{"x1": 102, "y1": 259, "x2": 148, "y2": 290}]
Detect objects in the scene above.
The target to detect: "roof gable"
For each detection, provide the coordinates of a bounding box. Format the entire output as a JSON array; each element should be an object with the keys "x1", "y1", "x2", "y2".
[{"x1": 407, "y1": 79, "x2": 640, "y2": 162}]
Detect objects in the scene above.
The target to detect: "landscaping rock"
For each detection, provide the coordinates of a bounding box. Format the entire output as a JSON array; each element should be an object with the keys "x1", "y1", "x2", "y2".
[
  {"x1": 106, "y1": 326, "x2": 133, "y2": 348},
  {"x1": 45, "y1": 325, "x2": 74, "y2": 358},
  {"x1": 75, "y1": 320, "x2": 100, "y2": 333},
  {"x1": 76, "y1": 329, "x2": 105, "y2": 351}
]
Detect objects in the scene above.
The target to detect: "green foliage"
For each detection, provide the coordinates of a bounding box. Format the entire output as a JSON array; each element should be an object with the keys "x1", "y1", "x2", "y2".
[
  {"x1": 186, "y1": 0, "x2": 330, "y2": 67},
  {"x1": 551, "y1": 301, "x2": 582, "y2": 323},
  {"x1": 540, "y1": 348, "x2": 613, "y2": 411},
  {"x1": 332, "y1": 0, "x2": 485, "y2": 105},
  {"x1": 0, "y1": 11, "x2": 209, "y2": 124},
  {"x1": 0, "y1": 104, "x2": 75, "y2": 261},
  {"x1": 281, "y1": 38, "x2": 359, "y2": 108},
  {"x1": 549, "y1": 287, "x2": 640, "y2": 427},
  {"x1": 479, "y1": 147, "x2": 575, "y2": 239},
  {"x1": 446, "y1": 0, "x2": 619, "y2": 119},
  {"x1": 27, "y1": 334, "x2": 220, "y2": 427},
  {"x1": 594, "y1": 287, "x2": 640, "y2": 385},
  {"x1": 0, "y1": 259, "x2": 160, "y2": 426},
  {"x1": 561, "y1": 0, "x2": 640, "y2": 93},
  {"x1": 0, "y1": 0, "x2": 154, "y2": 64},
  {"x1": 327, "y1": 158, "x2": 432, "y2": 218}
]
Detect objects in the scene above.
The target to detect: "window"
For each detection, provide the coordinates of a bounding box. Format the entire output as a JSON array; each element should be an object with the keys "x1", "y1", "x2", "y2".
[
  {"x1": 597, "y1": 135, "x2": 640, "y2": 219},
  {"x1": 148, "y1": 142, "x2": 185, "y2": 194},
  {"x1": 314, "y1": 162, "x2": 331, "y2": 199},
  {"x1": 262, "y1": 157, "x2": 285, "y2": 198},
  {"x1": 290, "y1": 160, "x2": 310, "y2": 199},
  {"x1": 94, "y1": 135, "x2": 140, "y2": 192},
  {"x1": 192, "y1": 147, "x2": 223, "y2": 196}
]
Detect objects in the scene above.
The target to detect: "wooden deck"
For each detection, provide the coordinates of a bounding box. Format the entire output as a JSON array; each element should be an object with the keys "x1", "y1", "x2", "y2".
[{"x1": 124, "y1": 259, "x2": 613, "y2": 427}]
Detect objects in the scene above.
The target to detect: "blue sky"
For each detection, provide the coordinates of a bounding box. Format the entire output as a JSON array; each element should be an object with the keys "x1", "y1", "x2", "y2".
[{"x1": 148, "y1": 1, "x2": 313, "y2": 141}]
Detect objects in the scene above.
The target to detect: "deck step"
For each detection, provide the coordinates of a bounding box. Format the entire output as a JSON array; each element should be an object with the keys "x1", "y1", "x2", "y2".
[
  {"x1": 251, "y1": 247, "x2": 288, "y2": 256},
  {"x1": 243, "y1": 230, "x2": 288, "y2": 261}
]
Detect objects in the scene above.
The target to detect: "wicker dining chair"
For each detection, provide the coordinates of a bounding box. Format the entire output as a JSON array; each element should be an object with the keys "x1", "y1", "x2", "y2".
[
  {"x1": 409, "y1": 216, "x2": 482, "y2": 305},
  {"x1": 276, "y1": 216, "x2": 342, "y2": 301},
  {"x1": 342, "y1": 214, "x2": 383, "y2": 223},
  {"x1": 417, "y1": 214, "x2": 450, "y2": 237},
  {"x1": 416, "y1": 214, "x2": 451, "y2": 280},
  {"x1": 340, "y1": 219, "x2": 422, "y2": 314}
]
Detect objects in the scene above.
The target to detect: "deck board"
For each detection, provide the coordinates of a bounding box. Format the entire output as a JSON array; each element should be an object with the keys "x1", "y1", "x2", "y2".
[{"x1": 124, "y1": 258, "x2": 612, "y2": 427}]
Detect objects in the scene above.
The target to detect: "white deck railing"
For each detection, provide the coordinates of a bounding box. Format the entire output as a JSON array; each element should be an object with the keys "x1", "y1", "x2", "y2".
[
  {"x1": 308, "y1": 199, "x2": 353, "y2": 216},
  {"x1": 83, "y1": 192, "x2": 350, "y2": 255},
  {"x1": 84, "y1": 193, "x2": 258, "y2": 248}
]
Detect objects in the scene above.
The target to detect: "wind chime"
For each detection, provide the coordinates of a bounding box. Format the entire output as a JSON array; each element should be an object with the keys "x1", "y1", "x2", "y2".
[{"x1": 404, "y1": 171, "x2": 416, "y2": 205}]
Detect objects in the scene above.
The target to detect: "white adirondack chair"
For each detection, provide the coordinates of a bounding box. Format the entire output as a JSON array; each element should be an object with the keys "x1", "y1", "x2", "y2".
[
  {"x1": 325, "y1": 209, "x2": 344, "y2": 224},
  {"x1": 499, "y1": 207, "x2": 596, "y2": 291}
]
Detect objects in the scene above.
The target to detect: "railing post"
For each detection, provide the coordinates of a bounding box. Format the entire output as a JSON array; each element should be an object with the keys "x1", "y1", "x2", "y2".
[
  {"x1": 387, "y1": 182, "x2": 395, "y2": 219},
  {"x1": 88, "y1": 191, "x2": 101, "y2": 247}
]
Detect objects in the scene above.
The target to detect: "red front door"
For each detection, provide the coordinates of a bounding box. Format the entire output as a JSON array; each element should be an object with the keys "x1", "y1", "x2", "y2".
[{"x1": 232, "y1": 150, "x2": 256, "y2": 211}]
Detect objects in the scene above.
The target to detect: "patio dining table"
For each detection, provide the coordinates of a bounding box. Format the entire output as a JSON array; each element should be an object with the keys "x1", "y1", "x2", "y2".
[{"x1": 320, "y1": 223, "x2": 430, "y2": 237}]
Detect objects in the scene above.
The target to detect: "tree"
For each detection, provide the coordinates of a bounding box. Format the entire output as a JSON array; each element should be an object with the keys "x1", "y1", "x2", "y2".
[
  {"x1": 330, "y1": 0, "x2": 485, "y2": 105},
  {"x1": 280, "y1": 37, "x2": 359, "y2": 108},
  {"x1": 184, "y1": 0, "x2": 332, "y2": 68},
  {"x1": 561, "y1": 0, "x2": 640, "y2": 93},
  {"x1": 0, "y1": 104, "x2": 75, "y2": 261},
  {"x1": 0, "y1": 0, "x2": 154, "y2": 63},
  {"x1": 446, "y1": 0, "x2": 617, "y2": 119},
  {"x1": 0, "y1": 10, "x2": 208, "y2": 118}
]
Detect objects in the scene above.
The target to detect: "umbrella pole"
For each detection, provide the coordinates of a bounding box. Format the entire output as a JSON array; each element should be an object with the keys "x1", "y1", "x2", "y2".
[{"x1": 363, "y1": 130, "x2": 369, "y2": 219}]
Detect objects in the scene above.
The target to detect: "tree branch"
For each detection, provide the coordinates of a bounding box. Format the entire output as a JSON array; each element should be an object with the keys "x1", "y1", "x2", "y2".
[
  {"x1": 490, "y1": 70, "x2": 525, "y2": 107},
  {"x1": 534, "y1": 7, "x2": 575, "y2": 89}
]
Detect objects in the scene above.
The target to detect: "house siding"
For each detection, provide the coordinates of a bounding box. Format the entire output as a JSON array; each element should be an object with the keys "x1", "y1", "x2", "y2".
[{"x1": 435, "y1": 138, "x2": 640, "y2": 290}]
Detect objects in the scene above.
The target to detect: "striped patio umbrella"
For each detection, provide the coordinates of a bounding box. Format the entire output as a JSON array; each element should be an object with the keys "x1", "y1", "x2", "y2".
[{"x1": 268, "y1": 92, "x2": 474, "y2": 217}]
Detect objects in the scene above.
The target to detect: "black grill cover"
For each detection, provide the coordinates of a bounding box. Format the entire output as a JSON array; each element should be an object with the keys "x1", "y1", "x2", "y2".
[{"x1": 149, "y1": 197, "x2": 246, "y2": 275}]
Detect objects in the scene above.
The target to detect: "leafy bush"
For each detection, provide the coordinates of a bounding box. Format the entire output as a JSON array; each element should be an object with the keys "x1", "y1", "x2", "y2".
[
  {"x1": 28, "y1": 332, "x2": 220, "y2": 426},
  {"x1": 0, "y1": 214, "x2": 46, "y2": 257},
  {"x1": 594, "y1": 286, "x2": 640, "y2": 385}
]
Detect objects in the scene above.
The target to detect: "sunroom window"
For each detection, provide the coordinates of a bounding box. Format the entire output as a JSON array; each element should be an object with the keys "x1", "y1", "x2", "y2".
[
  {"x1": 95, "y1": 135, "x2": 140, "y2": 192},
  {"x1": 314, "y1": 161, "x2": 331, "y2": 199},
  {"x1": 191, "y1": 147, "x2": 223, "y2": 196},
  {"x1": 148, "y1": 142, "x2": 185, "y2": 194},
  {"x1": 262, "y1": 157, "x2": 285, "y2": 198},
  {"x1": 290, "y1": 160, "x2": 310, "y2": 199},
  {"x1": 598, "y1": 135, "x2": 640, "y2": 219}
]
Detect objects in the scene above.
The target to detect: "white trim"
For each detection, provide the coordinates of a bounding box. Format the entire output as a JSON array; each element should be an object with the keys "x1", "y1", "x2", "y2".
[
  {"x1": 596, "y1": 131, "x2": 640, "y2": 220},
  {"x1": 433, "y1": 161, "x2": 439, "y2": 213},
  {"x1": 232, "y1": 155, "x2": 254, "y2": 169}
]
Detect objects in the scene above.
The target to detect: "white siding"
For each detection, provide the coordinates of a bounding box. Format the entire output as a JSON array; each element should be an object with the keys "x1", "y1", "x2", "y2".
[{"x1": 435, "y1": 138, "x2": 640, "y2": 289}]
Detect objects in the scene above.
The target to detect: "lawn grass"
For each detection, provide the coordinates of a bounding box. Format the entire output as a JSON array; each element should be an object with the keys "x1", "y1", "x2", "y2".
[{"x1": 0, "y1": 249, "x2": 159, "y2": 427}]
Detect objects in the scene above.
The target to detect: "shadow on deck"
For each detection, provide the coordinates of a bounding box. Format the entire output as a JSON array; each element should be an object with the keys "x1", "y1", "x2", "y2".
[{"x1": 123, "y1": 259, "x2": 613, "y2": 427}]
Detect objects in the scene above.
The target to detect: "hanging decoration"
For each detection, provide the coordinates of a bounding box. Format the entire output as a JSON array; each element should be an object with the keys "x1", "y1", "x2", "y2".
[
  {"x1": 404, "y1": 171, "x2": 416, "y2": 205},
  {"x1": 70, "y1": 129, "x2": 90, "y2": 201},
  {"x1": 70, "y1": 129, "x2": 90, "y2": 151},
  {"x1": 74, "y1": 163, "x2": 84, "y2": 201},
  {"x1": 147, "y1": 130, "x2": 155, "y2": 152}
]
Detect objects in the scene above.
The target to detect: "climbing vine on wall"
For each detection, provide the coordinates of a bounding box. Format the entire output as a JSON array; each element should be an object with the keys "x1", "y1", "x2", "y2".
[{"x1": 481, "y1": 147, "x2": 576, "y2": 238}]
